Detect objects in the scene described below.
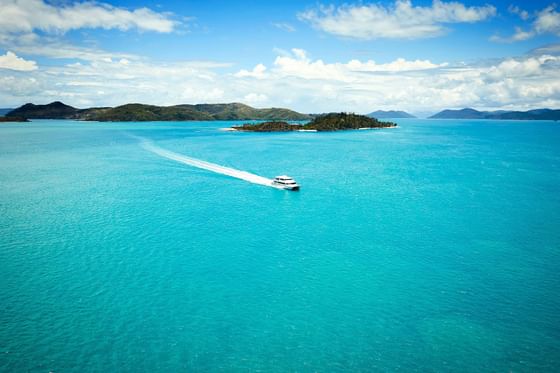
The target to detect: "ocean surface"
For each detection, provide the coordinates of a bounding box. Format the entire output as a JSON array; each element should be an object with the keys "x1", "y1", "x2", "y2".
[{"x1": 1, "y1": 118, "x2": 559, "y2": 372}]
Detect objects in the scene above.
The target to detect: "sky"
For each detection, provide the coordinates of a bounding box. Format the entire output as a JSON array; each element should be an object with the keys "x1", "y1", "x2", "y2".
[{"x1": 0, "y1": 0, "x2": 559, "y2": 115}]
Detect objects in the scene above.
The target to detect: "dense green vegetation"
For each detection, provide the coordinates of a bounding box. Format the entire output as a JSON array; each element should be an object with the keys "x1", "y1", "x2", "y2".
[
  {"x1": 306, "y1": 112, "x2": 397, "y2": 130},
  {"x1": 233, "y1": 121, "x2": 302, "y2": 132},
  {"x1": 233, "y1": 112, "x2": 397, "y2": 132},
  {"x1": 6, "y1": 101, "x2": 311, "y2": 122},
  {"x1": 86, "y1": 104, "x2": 213, "y2": 121}
]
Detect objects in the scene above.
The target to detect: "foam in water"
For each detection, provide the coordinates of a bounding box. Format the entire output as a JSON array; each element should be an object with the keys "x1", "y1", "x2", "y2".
[{"x1": 140, "y1": 139, "x2": 277, "y2": 188}]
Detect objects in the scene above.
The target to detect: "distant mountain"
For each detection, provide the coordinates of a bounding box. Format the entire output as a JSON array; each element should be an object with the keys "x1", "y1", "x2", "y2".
[
  {"x1": 0, "y1": 108, "x2": 14, "y2": 117},
  {"x1": 6, "y1": 101, "x2": 311, "y2": 122},
  {"x1": 431, "y1": 108, "x2": 486, "y2": 119},
  {"x1": 367, "y1": 110, "x2": 415, "y2": 119},
  {"x1": 7, "y1": 101, "x2": 78, "y2": 119},
  {"x1": 497, "y1": 109, "x2": 560, "y2": 120},
  {"x1": 430, "y1": 108, "x2": 560, "y2": 120}
]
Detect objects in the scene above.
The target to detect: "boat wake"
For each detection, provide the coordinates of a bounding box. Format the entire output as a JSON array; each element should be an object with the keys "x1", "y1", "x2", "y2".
[{"x1": 139, "y1": 139, "x2": 276, "y2": 188}]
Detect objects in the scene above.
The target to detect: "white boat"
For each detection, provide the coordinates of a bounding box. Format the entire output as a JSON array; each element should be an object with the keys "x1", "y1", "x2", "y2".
[{"x1": 271, "y1": 175, "x2": 300, "y2": 191}]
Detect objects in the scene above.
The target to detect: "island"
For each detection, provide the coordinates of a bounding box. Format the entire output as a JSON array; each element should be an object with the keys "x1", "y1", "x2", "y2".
[
  {"x1": 5, "y1": 101, "x2": 311, "y2": 122},
  {"x1": 232, "y1": 113, "x2": 397, "y2": 132},
  {"x1": 430, "y1": 108, "x2": 560, "y2": 120}
]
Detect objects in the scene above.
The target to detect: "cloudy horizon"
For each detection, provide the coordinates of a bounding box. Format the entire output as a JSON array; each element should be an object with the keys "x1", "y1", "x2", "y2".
[{"x1": 1, "y1": 0, "x2": 559, "y2": 115}]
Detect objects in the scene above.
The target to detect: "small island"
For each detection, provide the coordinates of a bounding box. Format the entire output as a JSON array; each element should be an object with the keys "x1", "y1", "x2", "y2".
[{"x1": 232, "y1": 112, "x2": 397, "y2": 132}]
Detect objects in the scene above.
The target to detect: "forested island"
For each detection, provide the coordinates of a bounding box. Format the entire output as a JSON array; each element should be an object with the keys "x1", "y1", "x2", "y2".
[
  {"x1": 232, "y1": 113, "x2": 397, "y2": 132},
  {"x1": 5, "y1": 101, "x2": 311, "y2": 122}
]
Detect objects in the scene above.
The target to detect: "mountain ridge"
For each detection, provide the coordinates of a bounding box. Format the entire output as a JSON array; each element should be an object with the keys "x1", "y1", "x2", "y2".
[
  {"x1": 6, "y1": 101, "x2": 311, "y2": 121},
  {"x1": 430, "y1": 108, "x2": 560, "y2": 120},
  {"x1": 367, "y1": 110, "x2": 415, "y2": 119}
]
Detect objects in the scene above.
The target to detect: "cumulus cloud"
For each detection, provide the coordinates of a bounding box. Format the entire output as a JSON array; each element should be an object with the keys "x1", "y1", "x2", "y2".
[
  {"x1": 0, "y1": 56, "x2": 231, "y2": 106},
  {"x1": 492, "y1": 4, "x2": 560, "y2": 42},
  {"x1": 234, "y1": 63, "x2": 267, "y2": 78},
  {"x1": 298, "y1": 0, "x2": 496, "y2": 40},
  {"x1": 346, "y1": 58, "x2": 447, "y2": 72},
  {"x1": 271, "y1": 48, "x2": 446, "y2": 82},
  {"x1": 1, "y1": 48, "x2": 559, "y2": 113},
  {"x1": 485, "y1": 55, "x2": 559, "y2": 81},
  {"x1": 0, "y1": 50, "x2": 37, "y2": 71},
  {"x1": 244, "y1": 93, "x2": 268, "y2": 105},
  {"x1": 0, "y1": 0, "x2": 177, "y2": 36},
  {"x1": 534, "y1": 5, "x2": 560, "y2": 35}
]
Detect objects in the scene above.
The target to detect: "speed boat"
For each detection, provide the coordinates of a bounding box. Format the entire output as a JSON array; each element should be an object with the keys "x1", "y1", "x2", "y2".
[{"x1": 271, "y1": 175, "x2": 300, "y2": 191}]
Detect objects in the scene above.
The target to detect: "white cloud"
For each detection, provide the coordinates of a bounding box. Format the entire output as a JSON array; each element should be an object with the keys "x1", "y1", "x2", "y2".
[
  {"x1": 492, "y1": 4, "x2": 560, "y2": 42},
  {"x1": 1, "y1": 48, "x2": 559, "y2": 114},
  {"x1": 234, "y1": 63, "x2": 267, "y2": 78},
  {"x1": 530, "y1": 43, "x2": 560, "y2": 55},
  {"x1": 534, "y1": 5, "x2": 560, "y2": 35},
  {"x1": 508, "y1": 5, "x2": 529, "y2": 21},
  {"x1": 244, "y1": 93, "x2": 268, "y2": 105},
  {"x1": 0, "y1": 55, "x2": 232, "y2": 106},
  {"x1": 271, "y1": 48, "x2": 446, "y2": 82},
  {"x1": 0, "y1": 32, "x2": 137, "y2": 62},
  {"x1": 485, "y1": 55, "x2": 559, "y2": 81},
  {"x1": 0, "y1": 0, "x2": 177, "y2": 35},
  {"x1": 346, "y1": 58, "x2": 447, "y2": 72},
  {"x1": 0, "y1": 1, "x2": 183, "y2": 65},
  {"x1": 490, "y1": 26, "x2": 534, "y2": 42},
  {"x1": 272, "y1": 22, "x2": 296, "y2": 32},
  {"x1": 298, "y1": 0, "x2": 496, "y2": 40},
  {"x1": 0, "y1": 51, "x2": 37, "y2": 71}
]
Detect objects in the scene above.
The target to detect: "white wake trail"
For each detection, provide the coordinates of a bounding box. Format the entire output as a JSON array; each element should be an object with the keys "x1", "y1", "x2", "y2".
[{"x1": 140, "y1": 140, "x2": 275, "y2": 187}]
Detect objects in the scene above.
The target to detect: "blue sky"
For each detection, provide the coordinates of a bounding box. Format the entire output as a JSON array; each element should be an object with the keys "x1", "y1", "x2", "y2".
[{"x1": 0, "y1": 0, "x2": 559, "y2": 114}]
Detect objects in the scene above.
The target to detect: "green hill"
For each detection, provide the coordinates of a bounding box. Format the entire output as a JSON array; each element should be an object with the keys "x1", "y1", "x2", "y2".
[
  {"x1": 6, "y1": 101, "x2": 311, "y2": 122},
  {"x1": 193, "y1": 103, "x2": 309, "y2": 120},
  {"x1": 87, "y1": 104, "x2": 213, "y2": 121}
]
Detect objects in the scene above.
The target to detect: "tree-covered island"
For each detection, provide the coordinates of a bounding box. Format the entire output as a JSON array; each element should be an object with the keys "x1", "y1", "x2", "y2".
[{"x1": 232, "y1": 112, "x2": 397, "y2": 132}]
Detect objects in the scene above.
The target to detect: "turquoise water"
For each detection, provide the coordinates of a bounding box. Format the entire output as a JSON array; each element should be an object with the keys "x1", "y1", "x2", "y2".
[{"x1": 1, "y1": 119, "x2": 559, "y2": 372}]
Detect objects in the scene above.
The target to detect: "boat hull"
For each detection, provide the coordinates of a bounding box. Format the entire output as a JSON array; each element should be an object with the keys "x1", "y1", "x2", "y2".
[{"x1": 271, "y1": 182, "x2": 300, "y2": 191}]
